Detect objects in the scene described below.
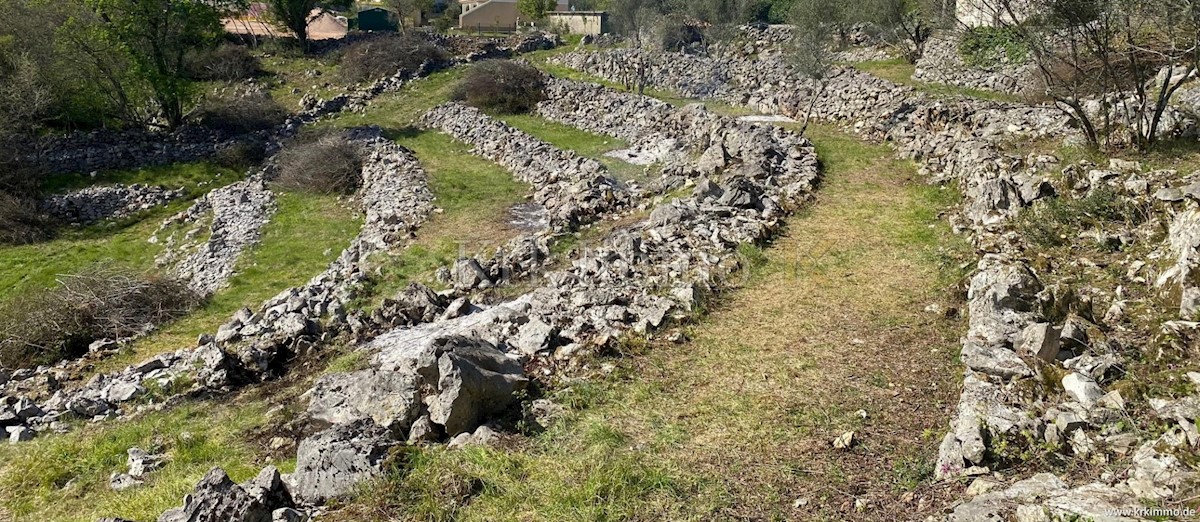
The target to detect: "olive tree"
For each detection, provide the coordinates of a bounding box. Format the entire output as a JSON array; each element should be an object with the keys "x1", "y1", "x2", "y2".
[{"x1": 996, "y1": 0, "x2": 1200, "y2": 150}]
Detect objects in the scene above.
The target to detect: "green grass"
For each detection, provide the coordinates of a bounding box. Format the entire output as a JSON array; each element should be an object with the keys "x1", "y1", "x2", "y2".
[
  {"x1": 357, "y1": 130, "x2": 528, "y2": 304},
  {"x1": 0, "y1": 163, "x2": 241, "y2": 302},
  {"x1": 494, "y1": 113, "x2": 652, "y2": 182},
  {"x1": 92, "y1": 190, "x2": 360, "y2": 375},
  {"x1": 0, "y1": 401, "x2": 270, "y2": 522},
  {"x1": 258, "y1": 51, "x2": 342, "y2": 112},
  {"x1": 41, "y1": 162, "x2": 240, "y2": 197}
]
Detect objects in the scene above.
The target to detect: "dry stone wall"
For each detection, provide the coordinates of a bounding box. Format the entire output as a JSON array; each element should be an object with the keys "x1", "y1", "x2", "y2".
[
  {"x1": 39, "y1": 184, "x2": 186, "y2": 225},
  {"x1": 421, "y1": 103, "x2": 631, "y2": 231},
  {"x1": 553, "y1": 32, "x2": 1200, "y2": 521},
  {"x1": 913, "y1": 32, "x2": 1039, "y2": 97},
  {"x1": 153, "y1": 177, "x2": 276, "y2": 297}
]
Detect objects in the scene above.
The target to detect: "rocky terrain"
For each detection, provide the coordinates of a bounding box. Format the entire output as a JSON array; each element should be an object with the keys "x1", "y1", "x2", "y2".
[
  {"x1": 552, "y1": 26, "x2": 1200, "y2": 521},
  {"x1": 5, "y1": 22, "x2": 1200, "y2": 522}
]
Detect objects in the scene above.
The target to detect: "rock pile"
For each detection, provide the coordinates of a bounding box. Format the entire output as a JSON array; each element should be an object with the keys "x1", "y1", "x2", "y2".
[
  {"x1": 913, "y1": 32, "x2": 1039, "y2": 97},
  {"x1": 40, "y1": 183, "x2": 186, "y2": 225},
  {"x1": 421, "y1": 102, "x2": 631, "y2": 230},
  {"x1": 153, "y1": 176, "x2": 276, "y2": 297}
]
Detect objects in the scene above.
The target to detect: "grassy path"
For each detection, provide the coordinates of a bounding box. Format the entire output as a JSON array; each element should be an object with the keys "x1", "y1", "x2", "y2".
[{"x1": 335, "y1": 123, "x2": 971, "y2": 521}]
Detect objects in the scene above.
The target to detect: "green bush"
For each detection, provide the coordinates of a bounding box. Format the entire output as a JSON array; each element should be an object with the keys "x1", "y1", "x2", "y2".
[
  {"x1": 451, "y1": 60, "x2": 546, "y2": 114},
  {"x1": 959, "y1": 26, "x2": 1029, "y2": 67}
]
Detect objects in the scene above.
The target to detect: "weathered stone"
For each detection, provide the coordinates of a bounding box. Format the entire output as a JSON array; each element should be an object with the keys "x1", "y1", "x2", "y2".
[
  {"x1": 158, "y1": 467, "x2": 274, "y2": 522},
  {"x1": 428, "y1": 336, "x2": 528, "y2": 436},
  {"x1": 289, "y1": 419, "x2": 395, "y2": 505},
  {"x1": 307, "y1": 369, "x2": 421, "y2": 433}
]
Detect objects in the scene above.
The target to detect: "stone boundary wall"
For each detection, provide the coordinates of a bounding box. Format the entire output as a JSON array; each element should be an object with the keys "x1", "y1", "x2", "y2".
[
  {"x1": 39, "y1": 184, "x2": 187, "y2": 225},
  {"x1": 421, "y1": 103, "x2": 630, "y2": 231},
  {"x1": 551, "y1": 35, "x2": 1199, "y2": 521},
  {"x1": 152, "y1": 177, "x2": 276, "y2": 297},
  {"x1": 913, "y1": 32, "x2": 1039, "y2": 97}
]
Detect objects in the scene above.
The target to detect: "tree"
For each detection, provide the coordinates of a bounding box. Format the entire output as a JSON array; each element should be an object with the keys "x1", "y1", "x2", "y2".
[
  {"x1": 265, "y1": 0, "x2": 350, "y2": 51},
  {"x1": 786, "y1": 0, "x2": 835, "y2": 134},
  {"x1": 517, "y1": 0, "x2": 557, "y2": 21},
  {"x1": 83, "y1": 0, "x2": 222, "y2": 129},
  {"x1": 863, "y1": 0, "x2": 952, "y2": 62},
  {"x1": 389, "y1": 0, "x2": 434, "y2": 28},
  {"x1": 995, "y1": 0, "x2": 1200, "y2": 150}
]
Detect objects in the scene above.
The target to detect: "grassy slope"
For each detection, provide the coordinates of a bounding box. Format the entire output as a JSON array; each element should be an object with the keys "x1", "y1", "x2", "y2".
[
  {"x1": 0, "y1": 401, "x2": 271, "y2": 522},
  {"x1": 0, "y1": 163, "x2": 241, "y2": 301},
  {"x1": 91, "y1": 191, "x2": 361, "y2": 375},
  {"x1": 331, "y1": 122, "x2": 972, "y2": 521}
]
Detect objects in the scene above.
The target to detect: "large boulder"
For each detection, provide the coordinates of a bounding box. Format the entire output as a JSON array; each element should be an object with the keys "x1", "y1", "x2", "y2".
[
  {"x1": 427, "y1": 336, "x2": 528, "y2": 436},
  {"x1": 158, "y1": 466, "x2": 291, "y2": 522},
  {"x1": 288, "y1": 419, "x2": 395, "y2": 505},
  {"x1": 307, "y1": 369, "x2": 421, "y2": 434}
]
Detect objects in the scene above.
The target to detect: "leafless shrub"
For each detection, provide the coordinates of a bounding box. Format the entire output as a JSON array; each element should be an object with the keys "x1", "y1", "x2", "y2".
[
  {"x1": 0, "y1": 151, "x2": 54, "y2": 245},
  {"x1": 192, "y1": 90, "x2": 288, "y2": 135},
  {"x1": 0, "y1": 264, "x2": 201, "y2": 367},
  {"x1": 340, "y1": 33, "x2": 451, "y2": 84},
  {"x1": 451, "y1": 60, "x2": 546, "y2": 114},
  {"x1": 186, "y1": 44, "x2": 263, "y2": 81},
  {"x1": 272, "y1": 130, "x2": 363, "y2": 195}
]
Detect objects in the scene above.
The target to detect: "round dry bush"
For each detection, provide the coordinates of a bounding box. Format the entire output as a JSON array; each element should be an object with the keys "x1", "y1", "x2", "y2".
[
  {"x1": 340, "y1": 33, "x2": 452, "y2": 84},
  {"x1": 451, "y1": 60, "x2": 546, "y2": 114},
  {"x1": 272, "y1": 131, "x2": 363, "y2": 195},
  {"x1": 193, "y1": 90, "x2": 289, "y2": 135},
  {"x1": 187, "y1": 44, "x2": 263, "y2": 81},
  {"x1": 0, "y1": 265, "x2": 200, "y2": 367}
]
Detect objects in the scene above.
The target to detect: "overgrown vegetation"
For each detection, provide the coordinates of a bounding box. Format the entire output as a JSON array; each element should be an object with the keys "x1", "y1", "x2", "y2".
[
  {"x1": 452, "y1": 60, "x2": 546, "y2": 114},
  {"x1": 272, "y1": 130, "x2": 363, "y2": 194},
  {"x1": 0, "y1": 155, "x2": 54, "y2": 246},
  {"x1": 192, "y1": 90, "x2": 289, "y2": 135},
  {"x1": 958, "y1": 26, "x2": 1029, "y2": 67},
  {"x1": 992, "y1": 0, "x2": 1200, "y2": 150},
  {"x1": 339, "y1": 33, "x2": 451, "y2": 84},
  {"x1": 1016, "y1": 187, "x2": 1152, "y2": 248},
  {"x1": 0, "y1": 264, "x2": 200, "y2": 367},
  {"x1": 185, "y1": 44, "x2": 263, "y2": 81}
]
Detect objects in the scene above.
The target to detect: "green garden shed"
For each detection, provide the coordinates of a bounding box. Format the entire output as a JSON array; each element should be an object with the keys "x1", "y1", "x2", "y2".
[{"x1": 357, "y1": 7, "x2": 398, "y2": 31}]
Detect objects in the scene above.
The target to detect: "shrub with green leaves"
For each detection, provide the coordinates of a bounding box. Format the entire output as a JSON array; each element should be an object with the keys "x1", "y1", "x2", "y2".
[
  {"x1": 959, "y1": 26, "x2": 1029, "y2": 67},
  {"x1": 1016, "y1": 188, "x2": 1150, "y2": 248}
]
